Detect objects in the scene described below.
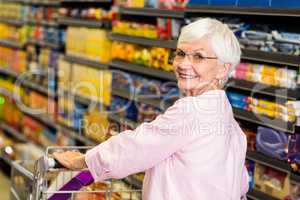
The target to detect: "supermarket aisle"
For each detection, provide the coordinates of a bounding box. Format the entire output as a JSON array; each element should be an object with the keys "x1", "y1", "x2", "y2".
[{"x1": 0, "y1": 170, "x2": 10, "y2": 200}]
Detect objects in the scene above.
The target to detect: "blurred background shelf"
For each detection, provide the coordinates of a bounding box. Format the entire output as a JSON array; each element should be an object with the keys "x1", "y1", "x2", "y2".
[
  {"x1": 119, "y1": 7, "x2": 184, "y2": 18},
  {"x1": 109, "y1": 59, "x2": 176, "y2": 81},
  {"x1": 226, "y1": 79, "x2": 300, "y2": 100},
  {"x1": 108, "y1": 33, "x2": 177, "y2": 49}
]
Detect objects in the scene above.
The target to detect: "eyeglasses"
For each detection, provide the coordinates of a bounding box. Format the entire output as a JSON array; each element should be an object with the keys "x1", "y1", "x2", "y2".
[{"x1": 170, "y1": 49, "x2": 218, "y2": 65}]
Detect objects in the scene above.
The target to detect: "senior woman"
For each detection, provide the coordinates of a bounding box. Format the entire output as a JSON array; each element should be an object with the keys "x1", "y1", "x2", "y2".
[{"x1": 54, "y1": 18, "x2": 249, "y2": 200}]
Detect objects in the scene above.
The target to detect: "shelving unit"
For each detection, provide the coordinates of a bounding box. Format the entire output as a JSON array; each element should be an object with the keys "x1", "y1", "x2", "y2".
[
  {"x1": 233, "y1": 107, "x2": 297, "y2": 134},
  {"x1": 109, "y1": 33, "x2": 177, "y2": 49},
  {"x1": 0, "y1": 1, "x2": 299, "y2": 199},
  {"x1": 0, "y1": 40, "x2": 24, "y2": 49},
  {"x1": 241, "y1": 49, "x2": 300, "y2": 67},
  {"x1": 0, "y1": 122, "x2": 28, "y2": 143},
  {"x1": 226, "y1": 79, "x2": 300, "y2": 101},
  {"x1": 246, "y1": 150, "x2": 290, "y2": 173},
  {"x1": 119, "y1": 7, "x2": 184, "y2": 18},
  {"x1": 64, "y1": 55, "x2": 109, "y2": 70},
  {"x1": 26, "y1": 19, "x2": 58, "y2": 27},
  {"x1": 247, "y1": 190, "x2": 280, "y2": 200},
  {"x1": 23, "y1": 0, "x2": 60, "y2": 6},
  {"x1": 185, "y1": 6, "x2": 300, "y2": 17},
  {"x1": 109, "y1": 59, "x2": 176, "y2": 81},
  {"x1": 27, "y1": 39, "x2": 61, "y2": 50},
  {"x1": 58, "y1": 17, "x2": 109, "y2": 28},
  {"x1": 0, "y1": 18, "x2": 24, "y2": 26}
]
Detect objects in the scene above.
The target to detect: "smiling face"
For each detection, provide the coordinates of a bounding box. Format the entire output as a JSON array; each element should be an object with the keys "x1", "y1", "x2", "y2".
[{"x1": 173, "y1": 36, "x2": 231, "y2": 96}]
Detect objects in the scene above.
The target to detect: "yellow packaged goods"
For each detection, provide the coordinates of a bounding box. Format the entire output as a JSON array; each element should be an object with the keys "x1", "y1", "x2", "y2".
[
  {"x1": 58, "y1": 58, "x2": 72, "y2": 91},
  {"x1": 72, "y1": 64, "x2": 112, "y2": 106},
  {"x1": 83, "y1": 109, "x2": 109, "y2": 142},
  {"x1": 66, "y1": 27, "x2": 111, "y2": 63}
]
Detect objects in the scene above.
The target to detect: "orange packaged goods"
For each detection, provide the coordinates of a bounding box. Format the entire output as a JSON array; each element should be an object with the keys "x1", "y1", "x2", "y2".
[
  {"x1": 0, "y1": 46, "x2": 27, "y2": 74},
  {"x1": 28, "y1": 91, "x2": 56, "y2": 119},
  {"x1": 3, "y1": 96, "x2": 23, "y2": 130}
]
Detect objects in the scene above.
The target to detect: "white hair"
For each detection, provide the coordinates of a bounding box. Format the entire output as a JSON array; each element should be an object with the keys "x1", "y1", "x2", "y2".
[{"x1": 178, "y1": 18, "x2": 241, "y2": 86}]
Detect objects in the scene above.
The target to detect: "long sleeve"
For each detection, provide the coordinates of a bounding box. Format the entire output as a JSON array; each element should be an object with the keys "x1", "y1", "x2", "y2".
[{"x1": 85, "y1": 97, "x2": 201, "y2": 182}]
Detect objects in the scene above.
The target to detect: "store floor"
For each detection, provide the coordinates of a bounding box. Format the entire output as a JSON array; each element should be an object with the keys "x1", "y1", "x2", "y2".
[{"x1": 0, "y1": 170, "x2": 10, "y2": 200}]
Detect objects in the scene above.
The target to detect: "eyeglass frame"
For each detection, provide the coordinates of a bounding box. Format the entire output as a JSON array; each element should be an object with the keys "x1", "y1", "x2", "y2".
[{"x1": 169, "y1": 49, "x2": 218, "y2": 65}]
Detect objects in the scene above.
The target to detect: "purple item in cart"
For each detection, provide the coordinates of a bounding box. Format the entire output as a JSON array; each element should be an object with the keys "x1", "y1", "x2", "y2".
[
  {"x1": 256, "y1": 126, "x2": 288, "y2": 160},
  {"x1": 48, "y1": 171, "x2": 94, "y2": 200}
]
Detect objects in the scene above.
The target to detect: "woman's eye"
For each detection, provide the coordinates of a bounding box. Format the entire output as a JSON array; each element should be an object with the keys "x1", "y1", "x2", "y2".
[
  {"x1": 176, "y1": 50, "x2": 186, "y2": 57},
  {"x1": 193, "y1": 53, "x2": 204, "y2": 61}
]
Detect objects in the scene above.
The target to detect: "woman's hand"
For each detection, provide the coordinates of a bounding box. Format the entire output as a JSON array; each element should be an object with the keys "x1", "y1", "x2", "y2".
[{"x1": 52, "y1": 151, "x2": 88, "y2": 170}]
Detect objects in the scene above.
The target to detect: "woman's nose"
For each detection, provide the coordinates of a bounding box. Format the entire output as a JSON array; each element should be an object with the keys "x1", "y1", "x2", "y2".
[{"x1": 178, "y1": 56, "x2": 193, "y2": 69}]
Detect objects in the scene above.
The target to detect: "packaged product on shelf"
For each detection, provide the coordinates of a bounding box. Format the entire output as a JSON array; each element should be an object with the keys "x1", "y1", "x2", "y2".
[
  {"x1": 256, "y1": 126, "x2": 289, "y2": 161},
  {"x1": 254, "y1": 163, "x2": 290, "y2": 199},
  {"x1": 28, "y1": 91, "x2": 56, "y2": 119},
  {"x1": 137, "y1": 103, "x2": 160, "y2": 123},
  {"x1": 72, "y1": 64, "x2": 112, "y2": 106},
  {"x1": 2, "y1": 96, "x2": 23, "y2": 130},
  {"x1": 242, "y1": 128, "x2": 256, "y2": 151},
  {"x1": 285, "y1": 181, "x2": 300, "y2": 200},
  {"x1": 56, "y1": 131, "x2": 76, "y2": 146},
  {"x1": 0, "y1": 23, "x2": 27, "y2": 44},
  {"x1": 58, "y1": 58, "x2": 73, "y2": 91},
  {"x1": 0, "y1": 2, "x2": 26, "y2": 20},
  {"x1": 245, "y1": 160, "x2": 255, "y2": 191},
  {"x1": 0, "y1": 47, "x2": 27, "y2": 74},
  {"x1": 110, "y1": 95, "x2": 138, "y2": 122},
  {"x1": 83, "y1": 108, "x2": 109, "y2": 142},
  {"x1": 231, "y1": 62, "x2": 298, "y2": 88},
  {"x1": 287, "y1": 135, "x2": 300, "y2": 175},
  {"x1": 28, "y1": 6, "x2": 58, "y2": 22},
  {"x1": 113, "y1": 20, "x2": 158, "y2": 39},
  {"x1": 66, "y1": 27, "x2": 111, "y2": 63},
  {"x1": 111, "y1": 41, "x2": 173, "y2": 71}
]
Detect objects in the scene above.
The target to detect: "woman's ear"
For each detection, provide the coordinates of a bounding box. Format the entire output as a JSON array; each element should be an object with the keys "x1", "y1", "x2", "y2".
[{"x1": 216, "y1": 63, "x2": 232, "y2": 80}]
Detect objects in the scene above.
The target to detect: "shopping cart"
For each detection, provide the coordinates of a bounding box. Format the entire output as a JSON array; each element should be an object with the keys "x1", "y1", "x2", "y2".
[{"x1": 10, "y1": 146, "x2": 142, "y2": 200}]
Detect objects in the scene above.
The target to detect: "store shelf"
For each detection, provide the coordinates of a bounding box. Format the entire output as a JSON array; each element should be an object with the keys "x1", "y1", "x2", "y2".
[
  {"x1": 108, "y1": 113, "x2": 138, "y2": 129},
  {"x1": 64, "y1": 55, "x2": 109, "y2": 70},
  {"x1": 60, "y1": 0, "x2": 111, "y2": 2},
  {"x1": 186, "y1": 6, "x2": 300, "y2": 18},
  {"x1": 119, "y1": 7, "x2": 184, "y2": 18},
  {"x1": 23, "y1": 0, "x2": 60, "y2": 6},
  {"x1": 112, "y1": 88, "x2": 163, "y2": 108},
  {"x1": 108, "y1": 33, "x2": 177, "y2": 49},
  {"x1": 23, "y1": 111, "x2": 57, "y2": 130},
  {"x1": 226, "y1": 79, "x2": 300, "y2": 101},
  {"x1": 0, "y1": 68, "x2": 19, "y2": 78},
  {"x1": 247, "y1": 189, "x2": 280, "y2": 200},
  {"x1": 0, "y1": 18, "x2": 23, "y2": 26},
  {"x1": 109, "y1": 59, "x2": 176, "y2": 81},
  {"x1": 290, "y1": 173, "x2": 300, "y2": 183},
  {"x1": 55, "y1": 123, "x2": 97, "y2": 146},
  {"x1": 0, "y1": 40, "x2": 24, "y2": 49},
  {"x1": 242, "y1": 49, "x2": 300, "y2": 68},
  {"x1": 247, "y1": 151, "x2": 290, "y2": 173},
  {"x1": 0, "y1": 122, "x2": 28, "y2": 143},
  {"x1": 123, "y1": 176, "x2": 142, "y2": 189},
  {"x1": 58, "y1": 17, "x2": 109, "y2": 28},
  {"x1": 22, "y1": 80, "x2": 57, "y2": 99},
  {"x1": 26, "y1": 19, "x2": 58, "y2": 27},
  {"x1": 233, "y1": 108, "x2": 296, "y2": 133},
  {"x1": 27, "y1": 39, "x2": 61, "y2": 50}
]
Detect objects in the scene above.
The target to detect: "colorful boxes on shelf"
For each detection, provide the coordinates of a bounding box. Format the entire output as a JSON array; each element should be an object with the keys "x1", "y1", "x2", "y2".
[
  {"x1": 231, "y1": 62, "x2": 298, "y2": 89},
  {"x1": 65, "y1": 27, "x2": 111, "y2": 63}
]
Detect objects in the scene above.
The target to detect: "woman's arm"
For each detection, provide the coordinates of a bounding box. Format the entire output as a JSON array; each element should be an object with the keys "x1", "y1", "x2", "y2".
[{"x1": 84, "y1": 98, "x2": 199, "y2": 181}]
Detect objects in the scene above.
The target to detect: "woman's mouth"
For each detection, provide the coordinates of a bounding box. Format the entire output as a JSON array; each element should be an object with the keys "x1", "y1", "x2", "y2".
[{"x1": 178, "y1": 72, "x2": 198, "y2": 79}]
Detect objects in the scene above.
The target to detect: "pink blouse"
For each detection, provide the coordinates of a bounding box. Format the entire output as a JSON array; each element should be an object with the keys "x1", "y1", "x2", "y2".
[{"x1": 85, "y1": 89, "x2": 249, "y2": 200}]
